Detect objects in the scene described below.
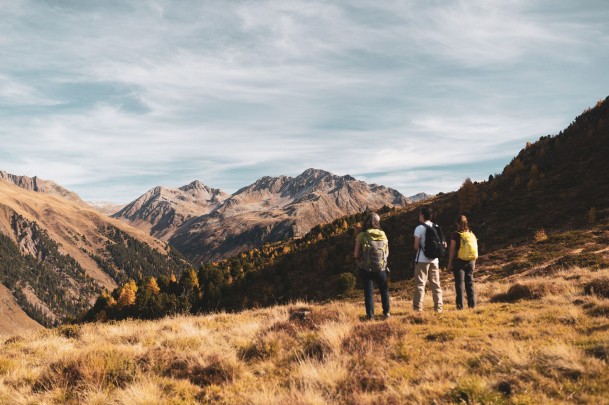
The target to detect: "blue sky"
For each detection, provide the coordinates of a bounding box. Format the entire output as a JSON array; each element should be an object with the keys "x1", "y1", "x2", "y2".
[{"x1": 1, "y1": 0, "x2": 608, "y2": 203}]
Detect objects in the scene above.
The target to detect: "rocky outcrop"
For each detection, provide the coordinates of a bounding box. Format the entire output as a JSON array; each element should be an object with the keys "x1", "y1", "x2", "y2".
[{"x1": 0, "y1": 171, "x2": 83, "y2": 203}]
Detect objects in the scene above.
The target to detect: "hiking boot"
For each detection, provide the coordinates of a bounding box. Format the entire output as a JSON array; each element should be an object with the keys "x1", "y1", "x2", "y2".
[{"x1": 383, "y1": 313, "x2": 391, "y2": 320}]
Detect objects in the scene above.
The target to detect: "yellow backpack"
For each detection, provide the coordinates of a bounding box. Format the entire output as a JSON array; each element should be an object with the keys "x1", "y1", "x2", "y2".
[{"x1": 457, "y1": 231, "x2": 478, "y2": 261}]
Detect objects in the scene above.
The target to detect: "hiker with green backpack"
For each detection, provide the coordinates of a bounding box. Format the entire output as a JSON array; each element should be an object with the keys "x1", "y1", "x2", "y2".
[
  {"x1": 354, "y1": 212, "x2": 391, "y2": 320},
  {"x1": 447, "y1": 214, "x2": 478, "y2": 310}
]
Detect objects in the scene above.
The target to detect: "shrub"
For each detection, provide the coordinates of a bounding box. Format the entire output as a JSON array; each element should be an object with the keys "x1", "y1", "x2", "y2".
[
  {"x1": 337, "y1": 272, "x2": 356, "y2": 293},
  {"x1": 55, "y1": 325, "x2": 81, "y2": 339},
  {"x1": 534, "y1": 228, "x2": 548, "y2": 242},
  {"x1": 342, "y1": 322, "x2": 404, "y2": 355},
  {"x1": 491, "y1": 281, "x2": 569, "y2": 303},
  {"x1": 550, "y1": 253, "x2": 608, "y2": 271},
  {"x1": 448, "y1": 376, "x2": 506, "y2": 404},
  {"x1": 586, "y1": 302, "x2": 609, "y2": 318},
  {"x1": 584, "y1": 277, "x2": 609, "y2": 298},
  {"x1": 300, "y1": 332, "x2": 332, "y2": 361},
  {"x1": 585, "y1": 342, "x2": 609, "y2": 361},
  {"x1": 36, "y1": 349, "x2": 137, "y2": 392}
]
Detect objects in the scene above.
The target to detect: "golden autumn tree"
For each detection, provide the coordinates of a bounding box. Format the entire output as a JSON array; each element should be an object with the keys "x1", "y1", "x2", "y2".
[
  {"x1": 116, "y1": 280, "x2": 138, "y2": 309},
  {"x1": 143, "y1": 276, "x2": 161, "y2": 295}
]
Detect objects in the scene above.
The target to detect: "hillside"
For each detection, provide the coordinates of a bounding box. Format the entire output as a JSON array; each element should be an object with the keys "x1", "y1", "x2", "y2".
[
  {"x1": 3, "y1": 248, "x2": 608, "y2": 403},
  {"x1": 0, "y1": 180, "x2": 193, "y2": 332},
  {"x1": 168, "y1": 168, "x2": 409, "y2": 262}
]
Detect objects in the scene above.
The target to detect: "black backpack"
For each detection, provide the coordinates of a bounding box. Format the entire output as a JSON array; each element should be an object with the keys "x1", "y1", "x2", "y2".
[{"x1": 420, "y1": 223, "x2": 446, "y2": 261}]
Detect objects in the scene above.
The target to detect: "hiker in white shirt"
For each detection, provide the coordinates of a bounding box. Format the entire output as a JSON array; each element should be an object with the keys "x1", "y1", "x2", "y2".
[{"x1": 413, "y1": 206, "x2": 443, "y2": 313}]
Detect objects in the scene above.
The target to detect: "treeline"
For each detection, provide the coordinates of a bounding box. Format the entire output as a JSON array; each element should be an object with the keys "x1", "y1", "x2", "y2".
[
  {"x1": 84, "y1": 210, "x2": 387, "y2": 321},
  {"x1": 0, "y1": 210, "x2": 101, "y2": 327},
  {"x1": 453, "y1": 96, "x2": 609, "y2": 248},
  {"x1": 90, "y1": 225, "x2": 192, "y2": 284}
]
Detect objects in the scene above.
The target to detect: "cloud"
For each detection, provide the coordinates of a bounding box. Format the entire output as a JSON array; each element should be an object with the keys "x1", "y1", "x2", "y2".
[{"x1": 0, "y1": 0, "x2": 608, "y2": 202}]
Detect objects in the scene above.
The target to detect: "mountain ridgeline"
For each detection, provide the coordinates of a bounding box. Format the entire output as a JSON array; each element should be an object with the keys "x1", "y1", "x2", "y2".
[
  {"x1": 114, "y1": 168, "x2": 414, "y2": 263},
  {"x1": 89, "y1": 96, "x2": 609, "y2": 320}
]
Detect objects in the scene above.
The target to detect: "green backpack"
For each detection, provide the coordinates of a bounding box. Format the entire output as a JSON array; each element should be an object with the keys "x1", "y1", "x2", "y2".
[{"x1": 361, "y1": 229, "x2": 388, "y2": 272}]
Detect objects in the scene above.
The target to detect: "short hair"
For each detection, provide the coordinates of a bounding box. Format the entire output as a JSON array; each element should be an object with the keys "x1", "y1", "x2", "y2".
[
  {"x1": 420, "y1": 206, "x2": 433, "y2": 221},
  {"x1": 371, "y1": 213, "x2": 381, "y2": 229},
  {"x1": 364, "y1": 212, "x2": 381, "y2": 229}
]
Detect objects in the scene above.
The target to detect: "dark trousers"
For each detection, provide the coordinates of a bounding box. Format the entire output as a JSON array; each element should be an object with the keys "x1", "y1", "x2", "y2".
[
  {"x1": 360, "y1": 268, "x2": 390, "y2": 317},
  {"x1": 452, "y1": 259, "x2": 476, "y2": 309}
]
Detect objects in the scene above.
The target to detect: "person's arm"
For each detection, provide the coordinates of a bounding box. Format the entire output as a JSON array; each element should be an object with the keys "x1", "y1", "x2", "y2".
[
  {"x1": 413, "y1": 235, "x2": 420, "y2": 251},
  {"x1": 447, "y1": 239, "x2": 457, "y2": 270},
  {"x1": 354, "y1": 237, "x2": 361, "y2": 260}
]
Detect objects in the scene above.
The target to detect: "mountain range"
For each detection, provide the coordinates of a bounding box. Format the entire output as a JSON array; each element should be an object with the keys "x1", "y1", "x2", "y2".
[
  {"x1": 0, "y1": 168, "x2": 421, "y2": 333},
  {"x1": 113, "y1": 168, "x2": 424, "y2": 262},
  {"x1": 5, "y1": 95, "x2": 607, "y2": 333}
]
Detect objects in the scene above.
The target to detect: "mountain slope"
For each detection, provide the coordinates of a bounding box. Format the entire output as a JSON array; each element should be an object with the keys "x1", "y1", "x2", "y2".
[
  {"x1": 112, "y1": 180, "x2": 228, "y2": 240},
  {"x1": 168, "y1": 169, "x2": 409, "y2": 263},
  {"x1": 0, "y1": 179, "x2": 192, "y2": 332}
]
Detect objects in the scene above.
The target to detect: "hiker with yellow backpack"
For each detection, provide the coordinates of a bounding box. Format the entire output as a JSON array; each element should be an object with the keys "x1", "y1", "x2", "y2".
[{"x1": 447, "y1": 214, "x2": 478, "y2": 310}]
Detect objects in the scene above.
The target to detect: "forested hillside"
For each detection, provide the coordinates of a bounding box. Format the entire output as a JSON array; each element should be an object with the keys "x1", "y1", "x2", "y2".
[{"x1": 0, "y1": 182, "x2": 194, "y2": 330}]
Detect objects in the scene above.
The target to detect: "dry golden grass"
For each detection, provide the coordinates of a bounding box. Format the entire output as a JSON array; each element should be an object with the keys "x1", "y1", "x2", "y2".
[{"x1": 2, "y1": 266, "x2": 609, "y2": 404}]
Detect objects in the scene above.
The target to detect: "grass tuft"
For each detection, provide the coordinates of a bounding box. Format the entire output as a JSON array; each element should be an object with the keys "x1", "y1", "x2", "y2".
[
  {"x1": 491, "y1": 279, "x2": 570, "y2": 302},
  {"x1": 35, "y1": 348, "x2": 137, "y2": 393},
  {"x1": 448, "y1": 376, "x2": 507, "y2": 404},
  {"x1": 584, "y1": 276, "x2": 609, "y2": 298}
]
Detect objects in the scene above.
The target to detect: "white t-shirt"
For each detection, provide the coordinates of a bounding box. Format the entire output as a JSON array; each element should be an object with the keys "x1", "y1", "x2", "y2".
[{"x1": 414, "y1": 221, "x2": 438, "y2": 264}]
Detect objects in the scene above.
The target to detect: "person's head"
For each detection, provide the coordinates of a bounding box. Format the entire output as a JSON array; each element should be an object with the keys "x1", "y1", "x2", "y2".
[
  {"x1": 456, "y1": 214, "x2": 470, "y2": 232},
  {"x1": 419, "y1": 206, "x2": 433, "y2": 223},
  {"x1": 364, "y1": 212, "x2": 381, "y2": 230}
]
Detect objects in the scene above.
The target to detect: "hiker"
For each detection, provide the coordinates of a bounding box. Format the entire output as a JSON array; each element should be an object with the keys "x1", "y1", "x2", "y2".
[
  {"x1": 447, "y1": 214, "x2": 478, "y2": 309},
  {"x1": 354, "y1": 212, "x2": 390, "y2": 320},
  {"x1": 413, "y1": 206, "x2": 444, "y2": 312}
]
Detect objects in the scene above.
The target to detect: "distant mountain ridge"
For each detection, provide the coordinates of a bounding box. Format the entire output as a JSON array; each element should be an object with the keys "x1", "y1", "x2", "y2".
[
  {"x1": 0, "y1": 171, "x2": 83, "y2": 204},
  {"x1": 112, "y1": 180, "x2": 229, "y2": 240},
  {"x1": 113, "y1": 168, "x2": 413, "y2": 263},
  {"x1": 167, "y1": 168, "x2": 410, "y2": 262}
]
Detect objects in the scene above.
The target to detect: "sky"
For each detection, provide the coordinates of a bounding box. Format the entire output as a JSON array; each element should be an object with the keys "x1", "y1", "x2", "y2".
[{"x1": 1, "y1": 0, "x2": 608, "y2": 203}]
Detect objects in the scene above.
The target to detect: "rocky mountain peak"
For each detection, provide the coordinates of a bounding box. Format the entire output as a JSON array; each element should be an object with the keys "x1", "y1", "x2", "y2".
[{"x1": 179, "y1": 180, "x2": 206, "y2": 192}]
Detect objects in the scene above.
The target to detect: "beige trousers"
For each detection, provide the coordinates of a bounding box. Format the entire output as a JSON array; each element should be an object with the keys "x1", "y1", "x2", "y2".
[{"x1": 413, "y1": 261, "x2": 443, "y2": 311}]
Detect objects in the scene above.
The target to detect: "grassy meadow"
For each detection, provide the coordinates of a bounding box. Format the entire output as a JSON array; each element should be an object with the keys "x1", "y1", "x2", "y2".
[{"x1": 2, "y1": 228, "x2": 609, "y2": 404}]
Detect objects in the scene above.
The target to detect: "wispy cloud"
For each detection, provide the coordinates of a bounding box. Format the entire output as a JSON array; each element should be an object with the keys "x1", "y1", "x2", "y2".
[{"x1": 0, "y1": 0, "x2": 608, "y2": 201}]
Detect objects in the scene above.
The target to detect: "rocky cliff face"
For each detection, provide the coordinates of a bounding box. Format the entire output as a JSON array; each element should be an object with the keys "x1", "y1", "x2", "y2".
[
  {"x1": 0, "y1": 171, "x2": 84, "y2": 204},
  {"x1": 112, "y1": 180, "x2": 229, "y2": 240},
  {"x1": 168, "y1": 169, "x2": 409, "y2": 263}
]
